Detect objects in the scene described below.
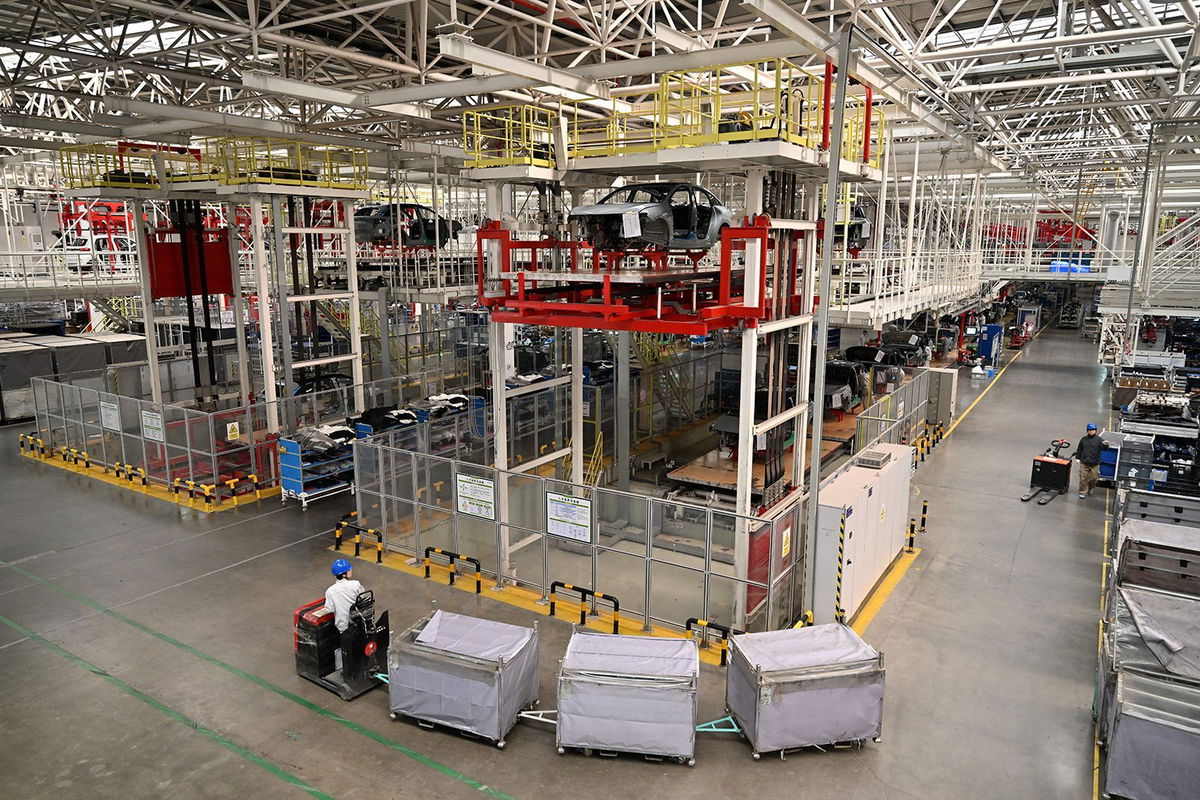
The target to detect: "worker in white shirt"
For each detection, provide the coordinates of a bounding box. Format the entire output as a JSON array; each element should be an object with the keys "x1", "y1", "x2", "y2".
[{"x1": 323, "y1": 558, "x2": 365, "y2": 633}]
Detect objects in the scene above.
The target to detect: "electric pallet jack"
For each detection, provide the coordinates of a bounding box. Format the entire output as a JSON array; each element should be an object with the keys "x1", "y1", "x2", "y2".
[
  {"x1": 1020, "y1": 438, "x2": 1073, "y2": 505},
  {"x1": 294, "y1": 590, "x2": 389, "y2": 700}
]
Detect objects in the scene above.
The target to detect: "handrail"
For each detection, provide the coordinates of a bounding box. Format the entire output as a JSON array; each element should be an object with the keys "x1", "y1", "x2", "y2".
[
  {"x1": 685, "y1": 618, "x2": 743, "y2": 667},
  {"x1": 423, "y1": 547, "x2": 483, "y2": 594},
  {"x1": 332, "y1": 514, "x2": 383, "y2": 564},
  {"x1": 549, "y1": 581, "x2": 620, "y2": 634}
]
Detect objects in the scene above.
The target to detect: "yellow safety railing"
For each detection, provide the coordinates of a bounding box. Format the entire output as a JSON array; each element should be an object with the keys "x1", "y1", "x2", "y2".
[
  {"x1": 164, "y1": 138, "x2": 223, "y2": 184},
  {"x1": 565, "y1": 97, "x2": 661, "y2": 159},
  {"x1": 59, "y1": 142, "x2": 205, "y2": 190},
  {"x1": 463, "y1": 105, "x2": 557, "y2": 168},
  {"x1": 660, "y1": 59, "x2": 824, "y2": 150},
  {"x1": 562, "y1": 58, "x2": 886, "y2": 168},
  {"x1": 841, "y1": 99, "x2": 887, "y2": 170},
  {"x1": 219, "y1": 138, "x2": 368, "y2": 189}
]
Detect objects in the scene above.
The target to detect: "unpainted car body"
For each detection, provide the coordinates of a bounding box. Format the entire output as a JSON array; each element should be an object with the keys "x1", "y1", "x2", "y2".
[
  {"x1": 354, "y1": 203, "x2": 463, "y2": 248},
  {"x1": 569, "y1": 183, "x2": 733, "y2": 251}
]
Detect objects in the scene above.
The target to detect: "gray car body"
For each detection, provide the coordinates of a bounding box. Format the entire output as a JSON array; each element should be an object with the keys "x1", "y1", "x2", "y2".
[{"x1": 569, "y1": 183, "x2": 733, "y2": 250}]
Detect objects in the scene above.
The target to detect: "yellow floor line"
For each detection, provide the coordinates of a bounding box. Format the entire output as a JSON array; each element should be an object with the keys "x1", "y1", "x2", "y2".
[
  {"x1": 19, "y1": 450, "x2": 278, "y2": 512},
  {"x1": 849, "y1": 548, "x2": 921, "y2": 635},
  {"x1": 341, "y1": 546, "x2": 733, "y2": 666},
  {"x1": 944, "y1": 322, "x2": 1049, "y2": 438}
]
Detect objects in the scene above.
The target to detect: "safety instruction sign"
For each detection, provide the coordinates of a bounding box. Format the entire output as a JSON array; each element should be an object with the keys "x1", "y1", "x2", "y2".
[
  {"x1": 140, "y1": 409, "x2": 164, "y2": 442},
  {"x1": 99, "y1": 400, "x2": 120, "y2": 431},
  {"x1": 547, "y1": 492, "x2": 592, "y2": 543},
  {"x1": 226, "y1": 421, "x2": 240, "y2": 440},
  {"x1": 456, "y1": 474, "x2": 496, "y2": 520}
]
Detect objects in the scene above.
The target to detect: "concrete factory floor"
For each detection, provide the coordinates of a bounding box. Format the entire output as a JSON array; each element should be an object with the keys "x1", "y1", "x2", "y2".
[{"x1": 0, "y1": 328, "x2": 1104, "y2": 800}]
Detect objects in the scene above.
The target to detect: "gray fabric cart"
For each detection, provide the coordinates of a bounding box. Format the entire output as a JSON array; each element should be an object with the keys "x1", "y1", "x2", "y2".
[
  {"x1": 1106, "y1": 670, "x2": 1200, "y2": 800},
  {"x1": 557, "y1": 630, "x2": 699, "y2": 764},
  {"x1": 727, "y1": 624, "x2": 884, "y2": 758},
  {"x1": 388, "y1": 610, "x2": 538, "y2": 748},
  {"x1": 1099, "y1": 586, "x2": 1200, "y2": 738}
]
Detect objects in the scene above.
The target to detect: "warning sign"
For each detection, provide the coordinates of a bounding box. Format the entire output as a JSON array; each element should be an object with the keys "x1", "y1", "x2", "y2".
[{"x1": 226, "y1": 421, "x2": 240, "y2": 440}]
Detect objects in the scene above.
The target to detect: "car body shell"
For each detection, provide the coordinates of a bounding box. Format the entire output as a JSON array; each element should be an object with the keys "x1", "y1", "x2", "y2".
[
  {"x1": 569, "y1": 182, "x2": 732, "y2": 251},
  {"x1": 354, "y1": 203, "x2": 463, "y2": 248}
]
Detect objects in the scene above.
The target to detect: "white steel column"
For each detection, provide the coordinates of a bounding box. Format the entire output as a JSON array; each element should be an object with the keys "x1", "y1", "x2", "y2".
[
  {"x1": 270, "y1": 196, "x2": 295, "y2": 397},
  {"x1": 343, "y1": 198, "x2": 365, "y2": 409},
  {"x1": 223, "y1": 201, "x2": 252, "y2": 404},
  {"x1": 614, "y1": 330, "x2": 632, "y2": 491},
  {"x1": 733, "y1": 166, "x2": 768, "y2": 629},
  {"x1": 805, "y1": 28, "x2": 852, "y2": 619},
  {"x1": 571, "y1": 327, "x2": 584, "y2": 486},
  {"x1": 484, "y1": 180, "x2": 515, "y2": 582},
  {"x1": 249, "y1": 197, "x2": 279, "y2": 432},
  {"x1": 131, "y1": 199, "x2": 163, "y2": 404}
]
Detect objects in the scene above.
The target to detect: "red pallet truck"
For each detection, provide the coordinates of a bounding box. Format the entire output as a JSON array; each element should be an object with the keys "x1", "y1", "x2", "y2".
[{"x1": 1020, "y1": 439, "x2": 1072, "y2": 505}]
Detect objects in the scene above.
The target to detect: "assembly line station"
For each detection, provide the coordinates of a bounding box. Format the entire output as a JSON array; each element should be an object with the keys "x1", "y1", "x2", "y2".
[{"x1": 1, "y1": 1, "x2": 1199, "y2": 798}]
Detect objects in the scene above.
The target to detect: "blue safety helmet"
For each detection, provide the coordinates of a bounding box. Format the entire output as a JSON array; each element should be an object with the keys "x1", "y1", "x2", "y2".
[
  {"x1": 1087, "y1": 423, "x2": 1098, "y2": 431},
  {"x1": 331, "y1": 558, "x2": 352, "y2": 576}
]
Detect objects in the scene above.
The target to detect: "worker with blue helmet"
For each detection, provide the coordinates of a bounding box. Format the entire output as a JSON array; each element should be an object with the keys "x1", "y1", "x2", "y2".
[
  {"x1": 1075, "y1": 422, "x2": 1107, "y2": 499},
  {"x1": 322, "y1": 557, "x2": 365, "y2": 633}
]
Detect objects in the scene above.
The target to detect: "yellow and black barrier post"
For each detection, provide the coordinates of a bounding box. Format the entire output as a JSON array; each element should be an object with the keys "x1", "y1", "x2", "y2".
[
  {"x1": 835, "y1": 511, "x2": 847, "y2": 624},
  {"x1": 137, "y1": 468, "x2": 148, "y2": 489},
  {"x1": 920, "y1": 499, "x2": 929, "y2": 534},
  {"x1": 79, "y1": 451, "x2": 89, "y2": 469},
  {"x1": 248, "y1": 473, "x2": 262, "y2": 500},
  {"x1": 185, "y1": 480, "x2": 196, "y2": 506},
  {"x1": 172, "y1": 478, "x2": 183, "y2": 503},
  {"x1": 423, "y1": 547, "x2": 482, "y2": 593},
  {"x1": 549, "y1": 581, "x2": 620, "y2": 633},
  {"x1": 201, "y1": 484, "x2": 215, "y2": 509},
  {"x1": 36, "y1": 437, "x2": 46, "y2": 457},
  {"x1": 224, "y1": 478, "x2": 239, "y2": 506},
  {"x1": 333, "y1": 511, "x2": 358, "y2": 551},
  {"x1": 685, "y1": 618, "x2": 742, "y2": 667},
  {"x1": 18, "y1": 434, "x2": 27, "y2": 454},
  {"x1": 906, "y1": 519, "x2": 917, "y2": 553}
]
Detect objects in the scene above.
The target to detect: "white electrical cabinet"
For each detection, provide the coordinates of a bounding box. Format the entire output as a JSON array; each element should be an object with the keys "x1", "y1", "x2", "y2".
[{"x1": 813, "y1": 443, "x2": 914, "y2": 625}]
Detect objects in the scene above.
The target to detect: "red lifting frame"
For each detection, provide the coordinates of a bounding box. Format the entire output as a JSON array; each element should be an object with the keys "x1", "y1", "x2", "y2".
[{"x1": 477, "y1": 217, "x2": 771, "y2": 335}]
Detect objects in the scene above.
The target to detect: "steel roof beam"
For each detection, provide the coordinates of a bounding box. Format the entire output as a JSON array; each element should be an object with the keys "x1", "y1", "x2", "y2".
[
  {"x1": 741, "y1": 0, "x2": 1006, "y2": 171},
  {"x1": 917, "y1": 22, "x2": 1193, "y2": 61},
  {"x1": 438, "y1": 33, "x2": 612, "y2": 99}
]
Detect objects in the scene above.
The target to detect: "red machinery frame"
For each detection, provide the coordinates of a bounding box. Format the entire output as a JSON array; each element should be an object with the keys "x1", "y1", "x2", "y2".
[{"x1": 476, "y1": 216, "x2": 773, "y2": 335}]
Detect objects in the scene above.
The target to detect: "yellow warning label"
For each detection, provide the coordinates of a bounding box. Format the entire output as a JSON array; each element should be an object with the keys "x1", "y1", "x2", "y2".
[{"x1": 226, "y1": 421, "x2": 240, "y2": 440}]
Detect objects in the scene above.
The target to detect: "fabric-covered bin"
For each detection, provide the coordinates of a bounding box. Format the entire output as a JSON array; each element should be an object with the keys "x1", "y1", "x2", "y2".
[
  {"x1": 388, "y1": 609, "x2": 538, "y2": 747},
  {"x1": 1105, "y1": 670, "x2": 1200, "y2": 800},
  {"x1": 727, "y1": 624, "x2": 884, "y2": 757},
  {"x1": 557, "y1": 630, "x2": 699, "y2": 763}
]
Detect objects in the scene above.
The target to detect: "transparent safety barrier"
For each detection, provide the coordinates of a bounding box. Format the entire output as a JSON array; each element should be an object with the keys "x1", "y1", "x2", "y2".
[{"x1": 354, "y1": 438, "x2": 808, "y2": 633}]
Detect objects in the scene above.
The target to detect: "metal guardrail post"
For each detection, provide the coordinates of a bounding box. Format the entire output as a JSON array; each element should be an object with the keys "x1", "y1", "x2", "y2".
[
  {"x1": 835, "y1": 511, "x2": 847, "y2": 624},
  {"x1": 549, "y1": 581, "x2": 620, "y2": 634},
  {"x1": 685, "y1": 618, "x2": 742, "y2": 667}
]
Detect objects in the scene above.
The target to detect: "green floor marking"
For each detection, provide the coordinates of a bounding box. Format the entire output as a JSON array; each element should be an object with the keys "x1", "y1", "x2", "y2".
[
  {"x1": 5, "y1": 565, "x2": 516, "y2": 800},
  {"x1": 0, "y1": 613, "x2": 335, "y2": 800}
]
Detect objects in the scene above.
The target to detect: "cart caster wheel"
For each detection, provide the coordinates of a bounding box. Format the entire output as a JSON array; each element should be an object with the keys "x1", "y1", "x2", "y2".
[
  {"x1": 496, "y1": 741, "x2": 506, "y2": 750},
  {"x1": 687, "y1": 759, "x2": 696, "y2": 767},
  {"x1": 582, "y1": 748, "x2": 593, "y2": 757},
  {"x1": 873, "y1": 736, "x2": 882, "y2": 743},
  {"x1": 556, "y1": 747, "x2": 565, "y2": 755},
  {"x1": 389, "y1": 712, "x2": 398, "y2": 720},
  {"x1": 751, "y1": 752, "x2": 761, "y2": 761}
]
